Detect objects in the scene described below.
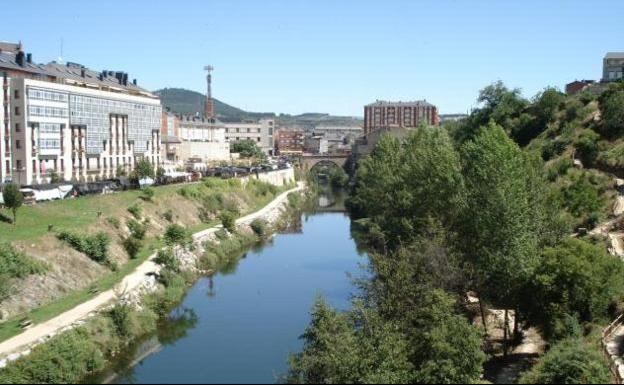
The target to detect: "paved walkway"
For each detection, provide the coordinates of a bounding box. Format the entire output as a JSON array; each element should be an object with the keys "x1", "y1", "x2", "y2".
[{"x1": 0, "y1": 183, "x2": 304, "y2": 361}]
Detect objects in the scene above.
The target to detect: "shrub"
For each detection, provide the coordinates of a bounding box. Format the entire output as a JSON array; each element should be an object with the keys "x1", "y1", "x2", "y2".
[
  {"x1": 141, "y1": 187, "x2": 155, "y2": 202},
  {"x1": 57, "y1": 231, "x2": 110, "y2": 264},
  {"x1": 106, "y1": 217, "x2": 120, "y2": 229},
  {"x1": 250, "y1": 218, "x2": 268, "y2": 237},
  {"x1": 154, "y1": 248, "x2": 180, "y2": 272},
  {"x1": 519, "y1": 338, "x2": 610, "y2": 384},
  {"x1": 0, "y1": 243, "x2": 47, "y2": 279},
  {"x1": 162, "y1": 210, "x2": 174, "y2": 222},
  {"x1": 108, "y1": 304, "x2": 132, "y2": 338},
  {"x1": 122, "y1": 237, "x2": 142, "y2": 259},
  {"x1": 164, "y1": 224, "x2": 190, "y2": 247},
  {"x1": 599, "y1": 89, "x2": 624, "y2": 137},
  {"x1": 0, "y1": 327, "x2": 105, "y2": 384},
  {"x1": 219, "y1": 210, "x2": 237, "y2": 233},
  {"x1": 126, "y1": 219, "x2": 147, "y2": 240},
  {"x1": 127, "y1": 204, "x2": 142, "y2": 220}
]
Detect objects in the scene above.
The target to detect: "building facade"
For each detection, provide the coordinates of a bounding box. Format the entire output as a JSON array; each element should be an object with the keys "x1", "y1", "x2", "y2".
[
  {"x1": 275, "y1": 129, "x2": 305, "y2": 155},
  {"x1": 603, "y1": 52, "x2": 624, "y2": 82},
  {"x1": 304, "y1": 135, "x2": 329, "y2": 155},
  {"x1": 363, "y1": 100, "x2": 439, "y2": 135},
  {"x1": 1, "y1": 72, "x2": 9, "y2": 183},
  {"x1": 223, "y1": 119, "x2": 274, "y2": 155},
  {"x1": 177, "y1": 116, "x2": 230, "y2": 163},
  {"x1": 0, "y1": 43, "x2": 163, "y2": 185}
]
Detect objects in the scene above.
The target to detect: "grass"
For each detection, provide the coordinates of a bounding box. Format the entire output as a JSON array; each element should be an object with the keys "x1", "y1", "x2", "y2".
[
  {"x1": 0, "y1": 238, "x2": 161, "y2": 343},
  {"x1": 0, "y1": 184, "x2": 183, "y2": 243},
  {"x1": 0, "y1": 180, "x2": 297, "y2": 343}
]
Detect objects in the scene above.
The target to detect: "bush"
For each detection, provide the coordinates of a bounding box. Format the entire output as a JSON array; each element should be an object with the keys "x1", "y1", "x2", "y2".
[
  {"x1": 219, "y1": 210, "x2": 237, "y2": 233},
  {"x1": 0, "y1": 327, "x2": 105, "y2": 384},
  {"x1": 154, "y1": 248, "x2": 180, "y2": 272},
  {"x1": 141, "y1": 187, "x2": 155, "y2": 202},
  {"x1": 519, "y1": 338, "x2": 610, "y2": 384},
  {"x1": 162, "y1": 210, "x2": 174, "y2": 222},
  {"x1": 599, "y1": 90, "x2": 624, "y2": 137},
  {"x1": 250, "y1": 218, "x2": 268, "y2": 237},
  {"x1": 57, "y1": 231, "x2": 110, "y2": 264},
  {"x1": 126, "y1": 219, "x2": 147, "y2": 240},
  {"x1": 0, "y1": 243, "x2": 47, "y2": 279},
  {"x1": 106, "y1": 217, "x2": 120, "y2": 229},
  {"x1": 574, "y1": 129, "x2": 601, "y2": 166},
  {"x1": 108, "y1": 304, "x2": 132, "y2": 338},
  {"x1": 127, "y1": 204, "x2": 142, "y2": 220},
  {"x1": 164, "y1": 224, "x2": 190, "y2": 247},
  {"x1": 122, "y1": 237, "x2": 142, "y2": 259}
]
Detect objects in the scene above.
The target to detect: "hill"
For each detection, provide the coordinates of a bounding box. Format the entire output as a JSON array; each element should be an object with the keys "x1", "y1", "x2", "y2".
[
  {"x1": 154, "y1": 88, "x2": 363, "y2": 129},
  {"x1": 154, "y1": 88, "x2": 276, "y2": 122}
]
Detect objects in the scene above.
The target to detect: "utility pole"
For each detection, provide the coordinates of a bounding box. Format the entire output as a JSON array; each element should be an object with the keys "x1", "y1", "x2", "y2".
[{"x1": 204, "y1": 65, "x2": 214, "y2": 120}]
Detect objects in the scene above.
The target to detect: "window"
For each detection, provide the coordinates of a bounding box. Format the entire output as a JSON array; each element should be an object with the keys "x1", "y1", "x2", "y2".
[
  {"x1": 15, "y1": 140, "x2": 21, "y2": 150},
  {"x1": 14, "y1": 106, "x2": 20, "y2": 116},
  {"x1": 16, "y1": 160, "x2": 22, "y2": 171},
  {"x1": 15, "y1": 123, "x2": 20, "y2": 132},
  {"x1": 13, "y1": 90, "x2": 19, "y2": 99}
]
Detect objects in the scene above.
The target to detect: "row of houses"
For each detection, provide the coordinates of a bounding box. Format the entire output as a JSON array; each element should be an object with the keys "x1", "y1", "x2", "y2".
[
  {"x1": 1, "y1": 42, "x2": 163, "y2": 186},
  {"x1": 0, "y1": 42, "x2": 280, "y2": 186}
]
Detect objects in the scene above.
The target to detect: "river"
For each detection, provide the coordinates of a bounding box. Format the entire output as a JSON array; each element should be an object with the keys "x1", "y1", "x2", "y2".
[{"x1": 93, "y1": 190, "x2": 365, "y2": 384}]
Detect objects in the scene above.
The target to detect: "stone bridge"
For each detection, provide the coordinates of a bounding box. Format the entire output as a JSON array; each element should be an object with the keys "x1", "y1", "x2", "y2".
[{"x1": 300, "y1": 155, "x2": 349, "y2": 170}]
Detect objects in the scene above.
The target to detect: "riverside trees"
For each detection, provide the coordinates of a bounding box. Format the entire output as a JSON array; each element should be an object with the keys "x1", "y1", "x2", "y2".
[{"x1": 290, "y1": 82, "x2": 623, "y2": 383}]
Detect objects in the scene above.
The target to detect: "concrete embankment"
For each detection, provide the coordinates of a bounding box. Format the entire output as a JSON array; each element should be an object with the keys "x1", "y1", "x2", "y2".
[{"x1": 0, "y1": 181, "x2": 305, "y2": 367}]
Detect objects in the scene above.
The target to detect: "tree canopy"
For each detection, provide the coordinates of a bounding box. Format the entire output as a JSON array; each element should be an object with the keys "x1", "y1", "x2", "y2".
[{"x1": 231, "y1": 139, "x2": 266, "y2": 159}]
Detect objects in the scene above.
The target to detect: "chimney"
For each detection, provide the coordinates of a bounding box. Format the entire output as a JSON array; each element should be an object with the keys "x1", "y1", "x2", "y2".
[
  {"x1": 132, "y1": 79, "x2": 137, "y2": 86},
  {"x1": 81, "y1": 68, "x2": 86, "y2": 77},
  {"x1": 26, "y1": 53, "x2": 32, "y2": 64},
  {"x1": 122, "y1": 73, "x2": 128, "y2": 86},
  {"x1": 15, "y1": 51, "x2": 25, "y2": 67}
]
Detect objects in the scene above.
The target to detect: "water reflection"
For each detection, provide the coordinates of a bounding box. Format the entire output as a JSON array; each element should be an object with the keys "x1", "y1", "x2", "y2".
[{"x1": 94, "y1": 189, "x2": 364, "y2": 384}]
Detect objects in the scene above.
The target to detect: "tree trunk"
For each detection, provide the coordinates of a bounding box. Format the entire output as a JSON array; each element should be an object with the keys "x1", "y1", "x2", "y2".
[
  {"x1": 503, "y1": 309, "x2": 509, "y2": 357},
  {"x1": 479, "y1": 296, "x2": 488, "y2": 335},
  {"x1": 12, "y1": 209, "x2": 16, "y2": 226},
  {"x1": 514, "y1": 307, "x2": 520, "y2": 340}
]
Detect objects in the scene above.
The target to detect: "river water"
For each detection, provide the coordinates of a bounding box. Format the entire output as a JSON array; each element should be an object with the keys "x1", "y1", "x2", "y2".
[{"x1": 96, "y1": 191, "x2": 365, "y2": 384}]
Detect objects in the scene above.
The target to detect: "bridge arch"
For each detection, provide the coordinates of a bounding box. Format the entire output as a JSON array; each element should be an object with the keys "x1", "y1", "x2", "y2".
[
  {"x1": 309, "y1": 159, "x2": 343, "y2": 171},
  {"x1": 300, "y1": 155, "x2": 348, "y2": 170}
]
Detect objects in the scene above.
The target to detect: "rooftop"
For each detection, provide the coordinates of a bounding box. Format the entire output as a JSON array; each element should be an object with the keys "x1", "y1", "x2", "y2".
[
  {"x1": 366, "y1": 100, "x2": 435, "y2": 107},
  {"x1": 0, "y1": 42, "x2": 156, "y2": 98},
  {"x1": 605, "y1": 52, "x2": 624, "y2": 59}
]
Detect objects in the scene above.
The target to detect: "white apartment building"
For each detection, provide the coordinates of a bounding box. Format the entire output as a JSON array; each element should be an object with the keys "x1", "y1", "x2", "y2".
[
  {"x1": 223, "y1": 119, "x2": 274, "y2": 155},
  {"x1": 177, "y1": 116, "x2": 230, "y2": 162},
  {"x1": 0, "y1": 46, "x2": 162, "y2": 185},
  {"x1": 1, "y1": 72, "x2": 10, "y2": 183}
]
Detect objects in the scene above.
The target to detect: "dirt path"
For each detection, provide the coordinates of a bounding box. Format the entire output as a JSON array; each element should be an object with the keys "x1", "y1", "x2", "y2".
[{"x1": 0, "y1": 183, "x2": 304, "y2": 362}]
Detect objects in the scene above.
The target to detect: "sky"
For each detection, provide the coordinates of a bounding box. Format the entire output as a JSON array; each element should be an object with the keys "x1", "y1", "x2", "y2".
[{"x1": 3, "y1": 0, "x2": 623, "y2": 116}]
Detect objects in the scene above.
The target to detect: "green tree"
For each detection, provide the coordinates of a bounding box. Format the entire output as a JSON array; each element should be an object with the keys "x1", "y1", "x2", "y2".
[
  {"x1": 286, "y1": 299, "x2": 414, "y2": 384},
  {"x1": 524, "y1": 238, "x2": 624, "y2": 340},
  {"x1": 348, "y1": 127, "x2": 465, "y2": 247},
  {"x1": 2, "y1": 184, "x2": 24, "y2": 226},
  {"x1": 135, "y1": 159, "x2": 155, "y2": 180},
  {"x1": 231, "y1": 139, "x2": 266, "y2": 159},
  {"x1": 457, "y1": 81, "x2": 528, "y2": 143},
  {"x1": 460, "y1": 123, "x2": 562, "y2": 343},
  {"x1": 599, "y1": 88, "x2": 624, "y2": 137},
  {"x1": 519, "y1": 338, "x2": 611, "y2": 384}
]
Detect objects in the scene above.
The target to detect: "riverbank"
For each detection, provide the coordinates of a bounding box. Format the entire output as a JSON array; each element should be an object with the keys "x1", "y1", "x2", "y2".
[
  {"x1": 0, "y1": 182, "x2": 306, "y2": 376},
  {"x1": 0, "y1": 169, "x2": 295, "y2": 342}
]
